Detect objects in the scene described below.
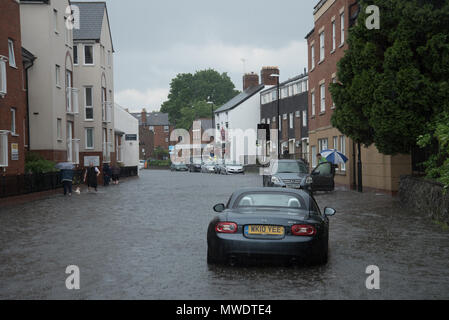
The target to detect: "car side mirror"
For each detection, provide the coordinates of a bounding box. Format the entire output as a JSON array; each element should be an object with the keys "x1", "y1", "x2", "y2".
[
  {"x1": 213, "y1": 203, "x2": 226, "y2": 213},
  {"x1": 324, "y1": 207, "x2": 336, "y2": 216}
]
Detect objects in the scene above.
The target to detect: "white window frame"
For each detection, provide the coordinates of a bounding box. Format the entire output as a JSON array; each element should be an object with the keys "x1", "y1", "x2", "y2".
[
  {"x1": 0, "y1": 131, "x2": 9, "y2": 167},
  {"x1": 84, "y1": 87, "x2": 94, "y2": 120},
  {"x1": 311, "y1": 91, "x2": 316, "y2": 116},
  {"x1": 320, "y1": 84, "x2": 326, "y2": 113},
  {"x1": 289, "y1": 113, "x2": 294, "y2": 129},
  {"x1": 340, "y1": 12, "x2": 345, "y2": 45},
  {"x1": 85, "y1": 128, "x2": 94, "y2": 149},
  {"x1": 311, "y1": 44, "x2": 315, "y2": 69},
  {"x1": 55, "y1": 65, "x2": 61, "y2": 88},
  {"x1": 319, "y1": 32, "x2": 325, "y2": 62},
  {"x1": 84, "y1": 45, "x2": 94, "y2": 65},
  {"x1": 0, "y1": 57, "x2": 7, "y2": 96},
  {"x1": 8, "y1": 39, "x2": 16, "y2": 68},
  {"x1": 302, "y1": 111, "x2": 307, "y2": 127},
  {"x1": 10, "y1": 108, "x2": 16, "y2": 135},
  {"x1": 332, "y1": 21, "x2": 336, "y2": 51},
  {"x1": 340, "y1": 135, "x2": 346, "y2": 171}
]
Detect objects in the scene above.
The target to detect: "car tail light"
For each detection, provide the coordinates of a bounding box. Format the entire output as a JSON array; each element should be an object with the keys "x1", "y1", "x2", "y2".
[
  {"x1": 291, "y1": 224, "x2": 317, "y2": 236},
  {"x1": 215, "y1": 222, "x2": 238, "y2": 234}
]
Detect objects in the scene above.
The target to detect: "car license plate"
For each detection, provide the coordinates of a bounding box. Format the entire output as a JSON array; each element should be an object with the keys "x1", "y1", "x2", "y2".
[{"x1": 245, "y1": 225, "x2": 285, "y2": 236}]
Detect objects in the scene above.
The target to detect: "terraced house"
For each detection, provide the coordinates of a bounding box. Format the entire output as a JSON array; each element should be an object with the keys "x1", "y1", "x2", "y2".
[
  {"x1": 72, "y1": 1, "x2": 115, "y2": 167},
  {"x1": 20, "y1": 0, "x2": 80, "y2": 164},
  {"x1": 0, "y1": 0, "x2": 32, "y2": 175},
  {"x1": 306, "y1": 0, "x2": 411, "y2": 193}
]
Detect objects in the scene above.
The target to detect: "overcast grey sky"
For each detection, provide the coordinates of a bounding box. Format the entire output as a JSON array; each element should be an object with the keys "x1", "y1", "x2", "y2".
[{"x1": 79, "y1": 0, "x2": 315, "y2": 112}]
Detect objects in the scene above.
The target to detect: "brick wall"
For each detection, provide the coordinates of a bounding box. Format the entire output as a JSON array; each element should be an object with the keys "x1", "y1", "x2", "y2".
[{"x1": 0, "y1": 0, "x2": 27, "y2": 175}]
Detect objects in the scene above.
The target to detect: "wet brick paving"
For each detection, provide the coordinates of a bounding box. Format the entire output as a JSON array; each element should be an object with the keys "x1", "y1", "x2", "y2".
[{"x1": 0, "y1": 170, "x2": 448, "y2": 299}]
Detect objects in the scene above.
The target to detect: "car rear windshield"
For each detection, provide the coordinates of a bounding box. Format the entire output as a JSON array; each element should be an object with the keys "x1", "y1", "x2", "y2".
[
  {"x1": 234, "y1": 192, "x2": 318, "y2": 212},
  {"x1": 274, "y1": 161, "x2": 308, "y2": 174}
]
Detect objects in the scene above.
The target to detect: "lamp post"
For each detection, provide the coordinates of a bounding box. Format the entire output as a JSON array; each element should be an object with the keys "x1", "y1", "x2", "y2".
[{"x1": 271, "y1": 74, "x2": 281, "y2": 158}]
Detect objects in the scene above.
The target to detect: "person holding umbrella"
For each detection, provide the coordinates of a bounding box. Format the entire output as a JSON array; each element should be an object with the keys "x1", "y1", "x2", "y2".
[
  {"x1": 84, "y1": 162, "x2": 100, "y2": 192},
  {"x1": 55, "y1": 162, "x2": 75, "y2": 196}
]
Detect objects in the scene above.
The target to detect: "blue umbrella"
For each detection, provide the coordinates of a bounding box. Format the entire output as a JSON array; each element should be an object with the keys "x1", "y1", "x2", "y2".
[
  {"x1": 320, "y1": 149, "x2": 348, "y2": 164},
  {"x1": 55, "y1": 162, "x2": 75, "y2": 170}
]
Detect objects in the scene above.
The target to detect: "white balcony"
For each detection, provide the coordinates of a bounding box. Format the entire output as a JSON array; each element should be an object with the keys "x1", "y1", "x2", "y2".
[
  {"x1": 102, "y1": 101, "x2": 113, "y2": 123},
  {"x1": 66, "y1": 87, "x2": 79, "y2": 114},
  {"x1": 67, "y1": 139, "x2": 80, "y2": 164}
]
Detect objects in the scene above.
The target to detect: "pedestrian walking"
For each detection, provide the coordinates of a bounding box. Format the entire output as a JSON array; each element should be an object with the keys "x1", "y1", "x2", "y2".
[
  {"x1": 317, "y1": 153, "x2": 328, "y2": 164},
  {"x1": 84, "y1": 162, "x2": 100, "y2": 192},
  {"x1": 111, "y1": 165, "x2": 121, "y2": 185},
  {"x1": 103, "y1": 163, "x2": 112, "y2": 186},
  {"x1": 61, "y1": 168, "x2": 74, "y2": 196}
]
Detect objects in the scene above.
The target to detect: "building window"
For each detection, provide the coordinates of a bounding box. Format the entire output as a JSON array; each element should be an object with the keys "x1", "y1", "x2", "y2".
[
  {"x1": 333, "y1": 136, "x2": 338, "y2": 150},
  {"x1": 74, "y1": 45, "x2": 78, "y2": 65},
  {"x1": 295, "y1": 111, "x2": 300, "y2": 118},
  {"x1": 289, "y1": 113, "x2": 294, "y2": 129},
  {"x1": 311, "y1": 44, "x2": 315, "y2": 69},
  {"x1": 267, "y1": 118, "x2": 271, "y2": 125},
  {"x1": 332, "y1": 21, "x2": 336, "y2": 51},
  {"x1": 311, "y1": 91, "x2": 316, "y2": 116},
  {"x1": 319, "y1": 32, "x2": 325, "y2": 62},
  {"x1": 85, "y1": 128, "x2": 94, "y2": 149},
  {"x1": 57, "y1": 118, "x2": 62, "y2": 141},
  {"x1": 53, "y1": 9, "x2": 59, "y2": 34},
  {"x1": 164, "y1": 126, "x2": 169, "y2": 132},
  {"x1": 320, "y1": 84, "x2": 326, "y2": 113},
  {"x1": 340, "y1": 135, "x2": 346, "y2": 171},
  {"x1": 8, "y1": 39, "x2": 16, "y2": 68},
  {"x1": 0, "y1": 58, "x2": 6, "y2": 96},
  {"x1": 261, "y1": 118, "x2": 266, "y2": 124},
  {"x1": 331, "y1": 77, "x2": 337, "y2": 108},
  {"x1": 10, "y1": 108, "x2": 16, "y2": 135},
  {"x1": 56, "y1": 65, "x2": 62, "y2": 87},
  {"x1": 302, "y1": 111, "x2": 307, "y2": 127},
  {"x1": 85, "y1": 87, "x2": 93, "y2": 120},
  {"x1": 340, "y1": 13, "x2": 345, "y2": 45},
  {"x1": 318, "y1": 138, "x2": 328, "y2": 152},
  {"x1": 149, "y1": 126, "x2": 154, "y2": 132},
  {"x1": 165, "y1": 138, "x2": 169, "y2": 143},
  {"x1": 303, "y1": 80, "x2": 307, "y2": 92},
  {"x1": 84, "y1": 45, "x2": 94, "y2": 65},
  {"x1": 311, "y1": 146, "x2": 317, "y2": 168},
  {"x1": 0, "y1": 131, "x2": 8, "y2": 167}
]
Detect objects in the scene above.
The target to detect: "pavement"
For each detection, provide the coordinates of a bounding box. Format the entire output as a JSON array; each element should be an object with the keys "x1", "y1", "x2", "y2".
[{"x1": 0, "y1": 170, "x2": 448, "y2": 299}]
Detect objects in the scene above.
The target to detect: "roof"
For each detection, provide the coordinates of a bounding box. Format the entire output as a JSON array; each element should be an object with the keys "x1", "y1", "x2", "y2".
[
  {"x1": 131, "y1": 112, "x2": 171, "y2": 126},
  {"x1": 261, "y1": 73, "x2": 308, "y2": 94},
  {"x1": 72, "y1": 2, "x2": 114, "y2": 52},
  {"x1": 215, "y1": 84, "x2": 264, "y2": 114}
]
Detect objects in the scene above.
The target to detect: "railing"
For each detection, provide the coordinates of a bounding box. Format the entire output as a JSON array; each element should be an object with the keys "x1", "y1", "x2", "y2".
[
  {"x1": 67, "y1": 139, "x2": 80, "y2": 164},
  {"x1": 66, "y1": 87, "x2": 79, "y2": 114},
  {"x1": 102, "y1": 101, "x2": 113, "y2": 123}
]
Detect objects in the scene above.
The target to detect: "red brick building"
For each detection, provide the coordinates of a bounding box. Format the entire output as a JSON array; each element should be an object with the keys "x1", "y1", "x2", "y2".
[
  {"x1": 132, "y1": 110, "x2": 174, "y2": 160},
  {"x1": 306, "y1": 0, "x2": 411, "y2": 193},
  {"x1": 0, "y1": 0, "x2": 30, "y2": 175}
]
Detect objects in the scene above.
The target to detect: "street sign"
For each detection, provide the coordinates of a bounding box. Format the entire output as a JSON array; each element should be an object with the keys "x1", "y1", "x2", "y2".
[
  {"x1": 125, "y1": 134, "x2": 137, "y2": 141},
  {"x1": 11, "y1": 143, "x2": 19, "y2": 161}
]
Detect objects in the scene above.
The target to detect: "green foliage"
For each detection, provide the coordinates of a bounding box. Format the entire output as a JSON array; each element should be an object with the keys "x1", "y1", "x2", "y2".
[
  {"x1": 152, "y1": 146, "x2": 169, "y2": 160},
  {"x1": 161, "y1": 69, "x2": 239, "y2": 129},
  {"x1": 330, "y1": 0, "x2": 449, "y2": 155},
  {"x1": 148, "y1": 160, "x2": 171, "y2": 167},
  {"x1": 25, "y1": 152, "x2": 58, "y2": 174}
]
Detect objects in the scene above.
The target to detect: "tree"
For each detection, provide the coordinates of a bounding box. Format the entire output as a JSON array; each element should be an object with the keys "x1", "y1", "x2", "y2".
[
  {"x1": 330, "y1": 0, "x2": 449, "y2": 155},
  {"x1": 161, "y1": 69, "x2": 239, "y2": 129}
]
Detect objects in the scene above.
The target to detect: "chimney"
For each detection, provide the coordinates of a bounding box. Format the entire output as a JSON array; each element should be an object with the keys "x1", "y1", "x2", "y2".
[
  {"x1": 261, "y1": 66, "x2": 280, "y2": 86},
  {"x1": 141, "y1": 108, "x2": 147, "y2": 125},
  {"x1": 243, "y1": 72, "x2": 259, "y2": 90}
]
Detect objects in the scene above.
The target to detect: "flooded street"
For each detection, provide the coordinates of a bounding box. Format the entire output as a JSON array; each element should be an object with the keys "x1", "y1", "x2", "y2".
[{"x1": 0, "y1": 170, "x2": 448, "y2": 299}]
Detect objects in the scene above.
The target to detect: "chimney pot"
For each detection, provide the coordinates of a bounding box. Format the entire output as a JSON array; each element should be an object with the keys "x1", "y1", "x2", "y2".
[
  {"x1": 261, "y1": 66, "x2": 280, "y2": 86},
  {"x1": 242, "y1": 72, "x2": 259, "y2": 90}
]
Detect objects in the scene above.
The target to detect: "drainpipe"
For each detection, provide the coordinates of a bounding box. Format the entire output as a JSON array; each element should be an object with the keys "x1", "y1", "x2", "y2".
[{"x1": 24, "y1": 57, "x2": 36, "y2": 152}]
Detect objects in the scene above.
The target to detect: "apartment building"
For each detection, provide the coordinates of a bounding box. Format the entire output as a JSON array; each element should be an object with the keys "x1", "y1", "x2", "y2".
[
  {"x1": 260, "y1": 72, "x2": 309, "y2": 161},
  {"x1": 306, "y1": 0, "x2": 411, "y2": 192},
  {"x1": 0, "y1": 0, "x2": 30, "y2": 175},
  {"x1": 20, "y1": 0, "x2": 79, "y2": 164},
  {"x1": 72, "y1": 1, "x2": 115, "y2": 168}
]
